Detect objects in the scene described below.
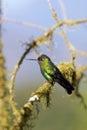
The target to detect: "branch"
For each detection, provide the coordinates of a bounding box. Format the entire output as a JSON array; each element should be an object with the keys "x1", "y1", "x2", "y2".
[
  {"x1": 10, "y1": 41, "x2": 37, "y2": 116},
  {"x1": 47, "y1": 0, "x2": 87, "y2": 60},
  {"x1": 10, "y1": 82, "x2": 52, "y2": 130},
  {"x1": 0, "y1": 0, "x2": 11, "y2": 128},
  {"x1": 58, "y1": 0, "x2": 67, "y2": 20},
  {"x1": 3, "y1": 18, "x2": 47, "y2": 31},
  {"x1": 1, "y1": 17, "x2": 87, "y2": 30}
]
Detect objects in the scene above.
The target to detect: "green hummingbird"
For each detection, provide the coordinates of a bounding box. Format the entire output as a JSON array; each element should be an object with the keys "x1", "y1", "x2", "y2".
[{"x1": 28, "y1": 54, "x2": 74, "y2": 94}]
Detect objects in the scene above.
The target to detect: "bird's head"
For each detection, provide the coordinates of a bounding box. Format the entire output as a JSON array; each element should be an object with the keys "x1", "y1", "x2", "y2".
[
  {"x1": 27, "y1": 54, "x2": 51, "y2": 67},
  {"x1": 37, "y1": 54, "x2": 51, "y2": 66}
]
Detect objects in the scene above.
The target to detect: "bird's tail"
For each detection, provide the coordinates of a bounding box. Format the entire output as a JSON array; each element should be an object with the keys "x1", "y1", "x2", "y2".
[
  {"x1": 64, "y1": 83, "x2": 74, "y2": 94},
  {"x1": 54, "y1": 71, "x2": 74, "y2": 94},
  {"x1": 56, "y1": 77, "x2": 74, "y2": 94}
]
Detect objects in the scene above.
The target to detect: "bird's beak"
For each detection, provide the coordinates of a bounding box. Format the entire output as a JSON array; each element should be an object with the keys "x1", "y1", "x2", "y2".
[{"x1": 26, "y1": 59, "x2": 37, "y2": 61}]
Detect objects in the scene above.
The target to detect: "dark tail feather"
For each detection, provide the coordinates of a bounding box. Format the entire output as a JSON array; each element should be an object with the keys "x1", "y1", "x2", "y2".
[
  {"x1": 57, "y1": 77, "x2": 74, "y2": 94},
  {"x1": 65, "y1": 84, "x2": 74, "y2": 94},
  {"x1": 54, "y1": 70, "x2": 74, "y2": 94},
  {"x1": 56, "y1": 78, "x2": 74, "y2": 94}
]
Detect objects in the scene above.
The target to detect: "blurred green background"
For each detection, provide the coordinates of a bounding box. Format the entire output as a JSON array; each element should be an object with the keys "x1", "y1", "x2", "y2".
[{"x1": 1, "y1": 0, "x2": 87, "y2": 130}]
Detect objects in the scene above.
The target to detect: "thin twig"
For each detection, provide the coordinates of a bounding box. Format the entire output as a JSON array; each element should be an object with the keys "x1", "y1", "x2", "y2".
[
  {"x1": 1, "y1": 17, "x2": 87, "y2": 30},
  {"x1": 47, "y1": 1, "x2": 87, "y2": 60},
  {"x1": 47, "y1": 0, "x2": 76, "y2": 62},
  {"x1": 4, "y1": 18, "x2": 47, "y2": 31},
  {"x1": 10, "y1": 41, "x2": 37, "y2": 98},
  {"x1": 58, "y1": 0, "x2": 67, "y2": 20}
]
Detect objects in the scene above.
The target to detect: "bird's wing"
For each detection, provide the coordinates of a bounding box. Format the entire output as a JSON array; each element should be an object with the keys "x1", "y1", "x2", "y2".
[{"x1": 51, "y1": 68, "x2": 74, "y2": 94}]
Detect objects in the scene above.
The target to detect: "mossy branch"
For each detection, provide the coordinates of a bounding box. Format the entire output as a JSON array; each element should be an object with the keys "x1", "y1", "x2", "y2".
[
  {"x1": 0, "y1": 1, "x2": 11, "y2": 129},
  {"x1": 10, "y1": 82, "x2": 52, "y2": 130}
]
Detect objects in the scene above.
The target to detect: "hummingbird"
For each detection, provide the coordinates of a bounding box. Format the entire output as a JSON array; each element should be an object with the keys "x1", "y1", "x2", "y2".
[{"x1": 28, "y1": 54, "x2": 74, "y2": 94}]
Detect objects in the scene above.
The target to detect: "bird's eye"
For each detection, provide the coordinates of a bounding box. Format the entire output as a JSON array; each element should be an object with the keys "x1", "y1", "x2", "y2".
[
  {"x1": 39, "y1": 56, "x2": 45, "y2": 61},
  {"x1": 38, "y1": 55, "x2": 47, "y2": 61},
  {"x1": 40, "y1": 57, "x2": 44, "y2": 61},
  {"x1": 38, "y1": 57, "x2": 43, "y2": 61}
]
